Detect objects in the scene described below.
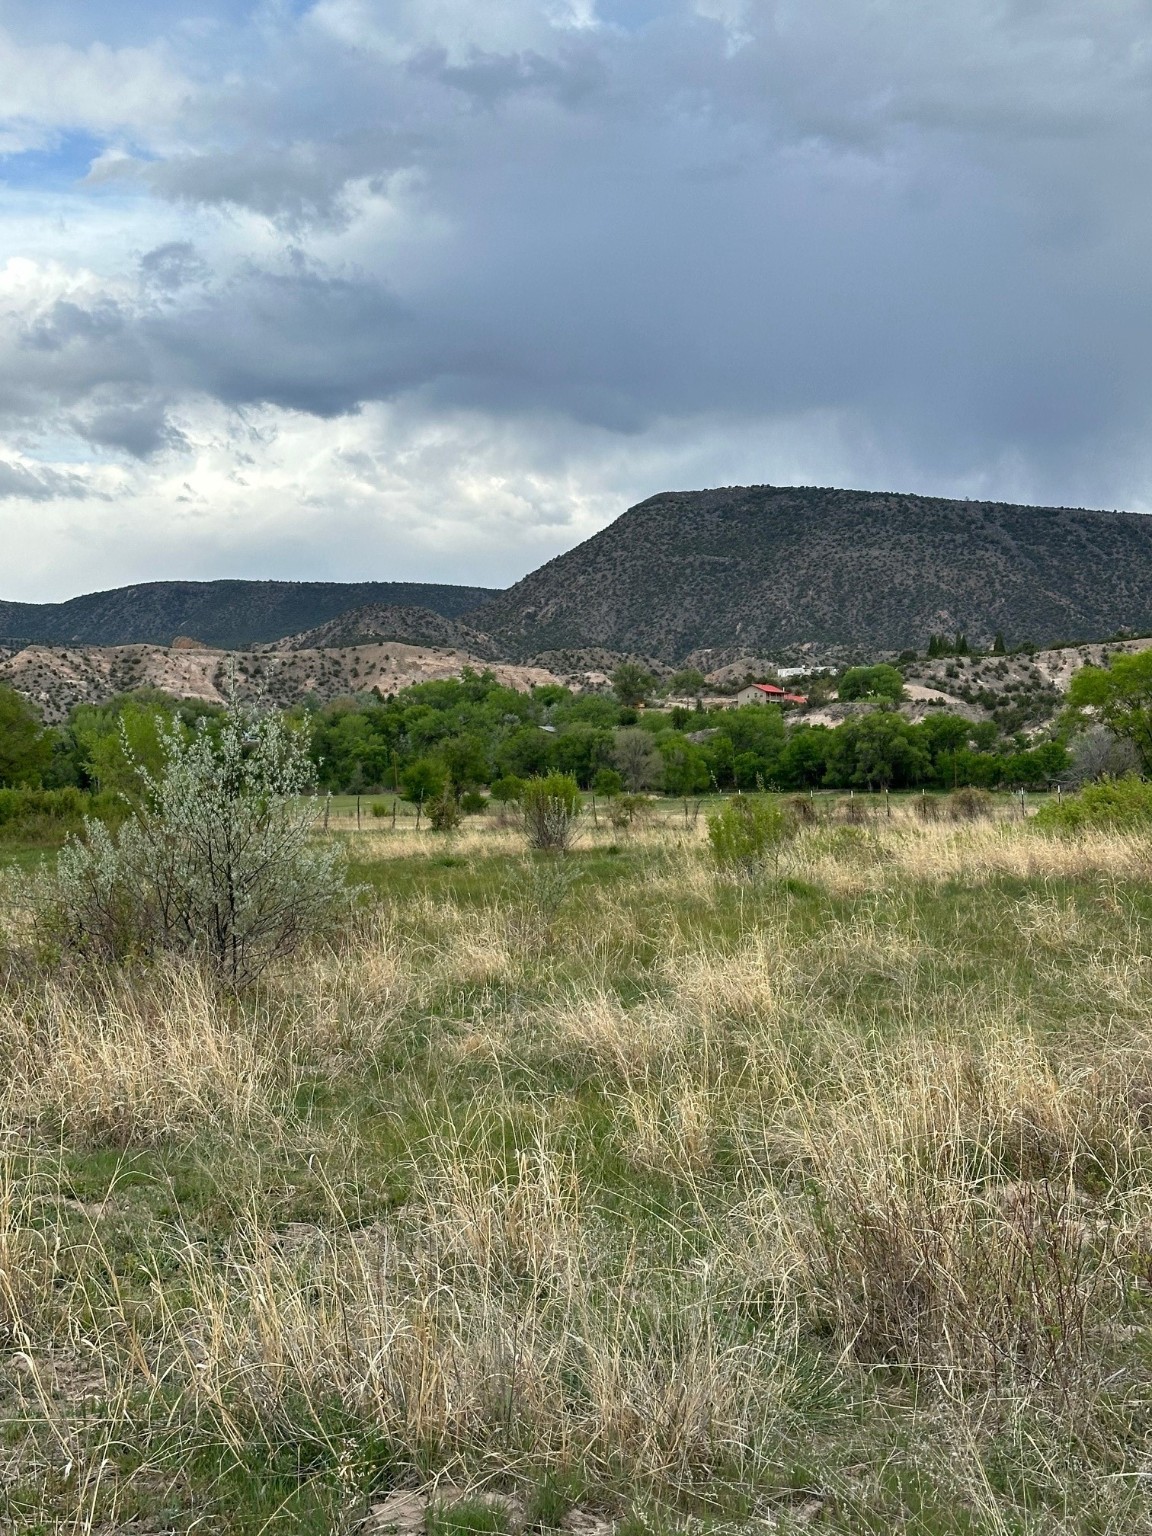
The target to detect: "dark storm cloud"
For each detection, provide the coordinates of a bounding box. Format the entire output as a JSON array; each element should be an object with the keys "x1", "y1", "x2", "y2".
[
  {"x1": 139, "y1": 242, "x2": 209, "y2": 292},
  {"x1": 3, "y1": 0, "x2": 1152, "y2": 510},
  {"x1": 71, "y1": 395, "x2": 185, "y2": 457},
  {"x1": 21, "y1": 297, "x2": 126, "y2": 352},
  {"x1": 146, "y1": 263, "x2": 421, "y2": 415},
  {"x1": 1, "y1": 294, "x2": 152, "y2": 433}
]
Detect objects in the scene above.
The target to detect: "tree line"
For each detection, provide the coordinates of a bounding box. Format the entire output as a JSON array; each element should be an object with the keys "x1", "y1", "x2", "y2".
[{"x1": 0, "y1": 671, "x2": 1073, "y2": 801}]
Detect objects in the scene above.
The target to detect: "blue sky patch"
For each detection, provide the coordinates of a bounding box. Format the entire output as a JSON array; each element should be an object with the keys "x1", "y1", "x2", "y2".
[{"x1": 0, "y1": 131, "x2": 108, "y2": 190}]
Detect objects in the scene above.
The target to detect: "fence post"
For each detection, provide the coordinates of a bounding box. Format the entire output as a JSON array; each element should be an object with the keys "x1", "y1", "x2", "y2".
[
  {"x1": 391, "y1": 797, "x2": 397, "y2": 829},
  {"x1": 356, "y1": 794, "x2": 361, "y2": 831},
  {"x1": 323, "y1": 794, "x2": 330, "y2": 832}
]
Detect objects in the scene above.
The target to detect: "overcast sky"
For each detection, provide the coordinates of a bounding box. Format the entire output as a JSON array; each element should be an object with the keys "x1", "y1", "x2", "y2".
[{"x1": 1, "y1": 1, "x2": 1151, "y2": 600}]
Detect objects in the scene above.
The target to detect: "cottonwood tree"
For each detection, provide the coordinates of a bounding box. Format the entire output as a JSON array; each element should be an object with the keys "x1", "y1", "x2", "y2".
[
  {"x1": 611, "y1": 662, "x2": 655, "y2": 707},
  {"x1": 0, "y1": 685, "x2": 51, "y2": 786},
  {"x1": 611, "y1": 727, "x2": 662, "y2": 791},
  {"x1": 1067, "y1": 650, "x2": 1152, "y2": 771},
  {"x1": 837, "y1": 664, "x2": 905, "y2": 702}
]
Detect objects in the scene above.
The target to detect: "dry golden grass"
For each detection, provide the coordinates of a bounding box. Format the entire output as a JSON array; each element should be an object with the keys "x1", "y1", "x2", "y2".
[
  {"x1": 0, "y1": 967, "x2": 291, "y2": 1146},
  {"x1": 4, "y1": 810, "x2": 1152, "y2": 1529}
]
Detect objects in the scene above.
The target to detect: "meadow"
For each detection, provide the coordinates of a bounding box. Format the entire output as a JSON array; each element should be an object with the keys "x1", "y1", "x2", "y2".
[{"x1": 2, "y1": 798, "x2": 1152, "y2": 1534}]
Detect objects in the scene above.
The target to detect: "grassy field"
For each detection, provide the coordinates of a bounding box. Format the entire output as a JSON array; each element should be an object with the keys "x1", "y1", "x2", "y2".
[{"x1": 2, "y1": 801, "x2": 1151, "y2": 1533}]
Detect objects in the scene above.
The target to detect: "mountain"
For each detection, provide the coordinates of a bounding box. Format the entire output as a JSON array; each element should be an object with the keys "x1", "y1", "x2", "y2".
[
  {"x1": 11, "y1": 486, "x2": 1152, "y2": 667},
  {"x1": 470, "y1": 485, "x2": 1152, "y2": 662},
  {"x1": 265, "y1": 603, "x2": 501, "y2": 658},
  {"x1": 0, "y1": 579, "x2": 498, "y2": 650}
]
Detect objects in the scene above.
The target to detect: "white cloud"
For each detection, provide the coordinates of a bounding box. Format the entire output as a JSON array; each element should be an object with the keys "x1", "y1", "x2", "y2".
[
  {"x1": 0, "y1": 26, "x2": 193, "y2": 144},
  {"x1": 2, "y1": 0, "x2": 1152, "y2": 600}
]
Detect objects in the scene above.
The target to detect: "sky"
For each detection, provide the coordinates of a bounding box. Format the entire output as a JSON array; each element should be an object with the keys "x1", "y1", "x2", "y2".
[{"x1": 2, "y1": 1, "x2": 1152, "y2": 601}]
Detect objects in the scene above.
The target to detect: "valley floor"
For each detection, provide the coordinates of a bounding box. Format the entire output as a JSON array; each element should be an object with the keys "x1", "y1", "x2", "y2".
[{"x1": 3, "y1": 806, "x2": 1152, "y2": 1533}]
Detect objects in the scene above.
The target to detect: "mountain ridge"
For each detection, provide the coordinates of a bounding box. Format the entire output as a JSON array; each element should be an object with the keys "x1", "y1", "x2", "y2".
[
  {"x1": 0, "y1": 579, "x2": 498, "y2": 651},
  {"x1": 262, "y1": 603, "x2": 502, "y2": 659},
  {"x1": 7, "y1": 486, "x2": 1152, "y2": 665},
  {"x1": 468, "y1": 485, "x2": 1152, "y2": 661}
]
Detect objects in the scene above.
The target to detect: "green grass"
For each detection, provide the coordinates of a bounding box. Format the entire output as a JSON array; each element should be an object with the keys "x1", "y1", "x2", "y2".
[{"x1": 3, "y1": 809, "x2": 1152, "y2": 1532}]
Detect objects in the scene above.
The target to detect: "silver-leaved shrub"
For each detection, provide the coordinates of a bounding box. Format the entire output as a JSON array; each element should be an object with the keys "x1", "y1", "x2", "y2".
[{"x1": 41, "y1": 709, "x2": 349, "y2": 986}]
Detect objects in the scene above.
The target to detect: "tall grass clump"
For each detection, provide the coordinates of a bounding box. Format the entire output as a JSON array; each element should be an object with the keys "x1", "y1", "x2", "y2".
[
  {"x1": 152, "y1": 1140, "x2": 800, "y2": 1491},
  {"x1": 0, "y1": 966, "x2": 288, "y2": 1145},
  {"x1": 29, "y1": 709, "x2": 349, "y2": 985},
  {"x1": 947, "y1": 786, "x2": 995, "y2": 820}
]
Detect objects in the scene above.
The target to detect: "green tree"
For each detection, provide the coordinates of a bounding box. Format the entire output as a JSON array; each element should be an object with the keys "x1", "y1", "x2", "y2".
[
  {"x1": 667, "y1": 668, "x2": 706, "y2": 697},
  {"x1": 612, "y1": 726, "x2": 663, "y2": 790},
  {"x1": 659, "y1": 736, "x2": 710, "y2": 796},
  {"x1": 611, "y1": 662, "x2": 655, "y2": 708},
  {"x1": 495, "y1": 724, "x2": 554, "y2": 779},
  {"x1": 777, "y1": 724, "x2": 834, "y2": 789},
  {"x1": 837, "y1": 664, "x2": 905, "y2": 703},
  {"x1": 915, "y1": 712, "x2": 970, "y2": 758},
  {"x1": 0, "y1": 685, "x2": 51, "y2": 786},
  {"x1": 551, "y1": 724, "x2": 614, "y2": 787},
  {"x1": 1001, "y1": 740, "x2": 1069, "y2": 788},
  {"x1": 68, "y1": 690, "x2": 222, "y2": 797},
  {"x1": 826, "y1": 711, "x2": 929, "y2": 790},
  {"x1": 489, "y1": 774, "x2": 525, "y2": 803},
  {"x1": 399, "y1": 757, "x2": 447, "y2": 806},
  {"x1": 1066, "y1": 649, "x2": 1152, "y2": 770},
  {"x1": 441, "y1": 731, "x2": 491, "y2": 789}
]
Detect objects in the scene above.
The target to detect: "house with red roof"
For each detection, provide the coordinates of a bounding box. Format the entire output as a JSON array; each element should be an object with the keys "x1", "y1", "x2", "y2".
[{"x1": 734, "y1": 682, "x2": 808, "y2": 707}]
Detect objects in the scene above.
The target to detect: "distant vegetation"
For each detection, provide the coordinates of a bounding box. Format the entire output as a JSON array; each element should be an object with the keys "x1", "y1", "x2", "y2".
[
  {"x1": 1034, "y1": 774, "x2": 1152, "y2": 831},
  {"x1": 836, "y1": 663, "x2": 905, "y2": 702},
  {"x1": 0, "y1": 667, "x2": 1074, "y2": 821},
  {"x1": 1065, "y1": 646, "x2": 1152, "y2": 769}
]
